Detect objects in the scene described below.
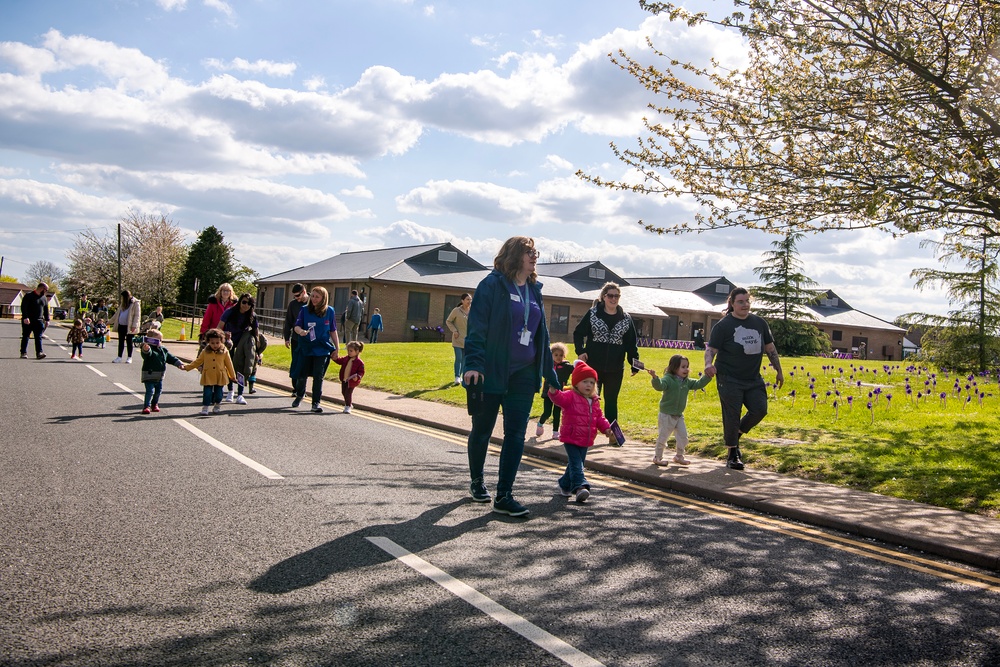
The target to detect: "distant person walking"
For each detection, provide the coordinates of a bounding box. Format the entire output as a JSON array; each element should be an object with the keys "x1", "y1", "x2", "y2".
[
  {"x1": 200, "y1": 283, "x2": 238, "y2": 347},
  {"x1": 445, "y1": 293, "x2": 471, "y2": 385},
  {"x1": 343, "y1": 289, "x2": 364, "y2": 343},
  {"x1": 704, "y1": 287, "x2": 784, "y2": 470},
  {"x1": 463, "y1": 237, "x2": 559, "y2": 517},
  {"x1": 19, "y1": 282, "x2": 49, "y2": 359},
  {"x1": 113, "y1": 290, "x2": 141, "y2": 364},
  {"x1": 573, "y1": 281, "x2": 640, "y2": 430},
  {"x1": 283, "y1": 284, "x2": 310, "y2": 398},
  {"x1": 220, "y1": 293, "x2": 260, "y2": 404},
  {"x1": 367, "y1": 308, "x2": 384, "y2": 343}
]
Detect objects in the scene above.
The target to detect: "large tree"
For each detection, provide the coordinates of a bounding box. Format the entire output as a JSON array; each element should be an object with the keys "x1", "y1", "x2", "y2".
[
  {"x1": 24, "y1": 261, "x2": 66, "y2": 294},
  {"x1": 750, "y1": 232, "x2": 830, "y2": 355},
  {"x1": 580, "y1": 0, "x2": 1000, "y2": 237},
  {"x1": 65, "y1": 209, "x2": 187, "y2": 305},
  {"x1": 905, "y1": 232, "x2": 1000, "y2": 372},
  {"x1": 176, "y1": 226, "x2": 236, "y2": 305}
]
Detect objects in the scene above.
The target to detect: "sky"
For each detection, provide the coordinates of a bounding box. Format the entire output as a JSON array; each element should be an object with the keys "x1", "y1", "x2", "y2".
[{"x1": 0, "y1": 0, "x2": 952, "y2": 321}]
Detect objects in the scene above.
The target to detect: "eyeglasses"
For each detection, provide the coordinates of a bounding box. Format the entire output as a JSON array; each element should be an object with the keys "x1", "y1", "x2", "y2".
[
  {"x1": 240, "y1": 300, "x2": 250, "y2": 305},
  {"x1": 525, "y1": 249, "x2": 540, "y2": 259},
  {"x1": 605, "y1": 293, "x2": 621, "y2": 299}
]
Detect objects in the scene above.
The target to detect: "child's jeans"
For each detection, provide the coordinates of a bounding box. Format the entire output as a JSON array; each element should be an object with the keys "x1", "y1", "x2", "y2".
[
  {"x1": 71, "y1": 343, "x2": 83, "y2": 357},
  {"x1": 655, "y1": 413, "x2": 688, "y2": 460},
  {"x1": 202, "y1": 385, "x2": 224, "y2": 406},
  {"x1": 144, "y1": 381, "x2": 163, "y2": 408},
  {"x1": 558, "y1": 443, "x2": 591, "y2": 493},
  {"x1": 538, "y1": 395, "x2": 562, "y2": 430}
]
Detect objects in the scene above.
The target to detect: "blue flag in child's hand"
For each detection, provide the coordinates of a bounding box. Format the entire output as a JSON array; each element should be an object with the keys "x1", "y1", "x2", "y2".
[
  {"x1": 609, "y1": 420, "x2": 625, "y2": 447},
  {"x1": 236, "y1": 372, "x2": 245, "y2": 387}
]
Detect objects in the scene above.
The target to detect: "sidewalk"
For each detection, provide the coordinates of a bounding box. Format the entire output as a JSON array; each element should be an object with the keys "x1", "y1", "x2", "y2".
[{"x1": 165, "y1": 334, "x2": 1000, "y2": 571}]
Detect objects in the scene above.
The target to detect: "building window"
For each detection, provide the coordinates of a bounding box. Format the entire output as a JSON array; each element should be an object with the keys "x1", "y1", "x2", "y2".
[
  {"x1": 832, "y1": 330, "x2": 843, "y2": 341},
  {"x1": 271, "y1": 287, "x2": 285, "y2": 310},
  {"x1": 438, "y1": 250, "x2": 458, "y2": 263},
  {"x1": 333, "y1": 287, "x2": 349, "y2": 316},
  {"x1": 588, "y1": 268, "x2": 605, "y2": 280},
  {"x1": 550, "y1": 304, "x2": 569, "y2": 334},
  {"x1": 407, "y1": 291, "x2": 430, "y2": 322},
  {"x1": 715, "y1": 283, "x2": 730, "y2": 294},
  {"x1": 443, "y1": 294, "x2": 463, "y2": 321},
  {"x1": 660, "y1": 315, "x2": 678, "y2": 340}
]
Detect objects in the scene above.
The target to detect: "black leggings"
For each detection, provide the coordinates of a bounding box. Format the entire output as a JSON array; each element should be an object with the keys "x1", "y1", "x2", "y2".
[
  {"x1": 538, "y1": 395, "x2": 563, "y2": 430},
  {"x1": 596, "y1": 367, "x2": 625, "y2": 423},
  {"x1": 117, "y1": 325, "x2": 134, "y2": 358}
]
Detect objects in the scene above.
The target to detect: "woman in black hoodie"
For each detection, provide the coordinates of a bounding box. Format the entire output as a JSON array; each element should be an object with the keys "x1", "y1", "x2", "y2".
[{"x1": 573, "y1": 282, "x2": 639, "y2": 429}]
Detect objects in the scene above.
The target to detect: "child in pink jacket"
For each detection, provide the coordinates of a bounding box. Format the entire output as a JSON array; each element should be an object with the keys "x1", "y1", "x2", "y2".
[{"x1": 548, "y1": 361, "x2": 612, "y2": 502}]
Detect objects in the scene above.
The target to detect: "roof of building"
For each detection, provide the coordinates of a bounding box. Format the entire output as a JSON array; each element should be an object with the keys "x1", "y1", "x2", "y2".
[{"x1": 255, "y1": 244, "x2": 902, "y2": 331}]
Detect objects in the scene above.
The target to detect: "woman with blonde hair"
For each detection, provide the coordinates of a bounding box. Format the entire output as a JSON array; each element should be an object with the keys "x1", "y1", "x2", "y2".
[
  {"x1": 292, "y1": 286, "x2": 340, "y2": 413},
  {"x1": 200, "y1": 283, "x2": 238, "y2": 343},
  {"x1": 463, "y1": 237, "x2": 559, "y2": 516}
]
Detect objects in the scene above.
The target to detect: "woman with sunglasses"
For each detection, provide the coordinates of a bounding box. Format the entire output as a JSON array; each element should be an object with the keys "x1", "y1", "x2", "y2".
[
  {"x1": 463, "y1": 237, "x2": 559, "y2": 516},
  {"x1": 220, "y1": 293, "x2": 260, "y2": 404},
  {"x1": 573, "y1": 282, "x2": 640, "y2": 438}
]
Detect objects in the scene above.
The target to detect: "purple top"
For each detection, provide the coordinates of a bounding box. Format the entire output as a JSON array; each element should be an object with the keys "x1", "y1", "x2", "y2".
[{"x1": 507, "y1": 279, "x2": 542, "y2": 372}]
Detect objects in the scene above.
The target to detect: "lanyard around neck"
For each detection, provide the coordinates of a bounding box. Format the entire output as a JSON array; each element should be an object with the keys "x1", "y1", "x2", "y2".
[{"x1": 516, "y1": 280, "x2": 530, "y2": 331}]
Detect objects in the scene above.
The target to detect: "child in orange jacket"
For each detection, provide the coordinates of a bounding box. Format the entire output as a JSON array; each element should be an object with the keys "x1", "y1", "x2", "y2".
[{"x1": 548, "y1": 362, "x2": 613, "y2": 502}]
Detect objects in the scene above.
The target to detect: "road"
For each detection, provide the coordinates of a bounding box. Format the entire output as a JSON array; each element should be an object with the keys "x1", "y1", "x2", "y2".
[{"x1": 1, "y1": 320, "x2": 999, "y2": 666}]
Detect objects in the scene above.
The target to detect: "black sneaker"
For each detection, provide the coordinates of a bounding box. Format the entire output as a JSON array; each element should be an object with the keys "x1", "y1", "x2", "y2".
[
  {"x1": 291, "y1": 396, "x2": 302, "y2": 408},
  {"x1": 311, "y1": 405, "x2": 323, "y2": 413},
  {"x1": 20, "y1": 353, "x2": 27, "y2": 359},
  {"x1": 492, "y1": 494, "x2": 529, "y2": 516},
  {"x1": 470, "y1": 478, "x2": 491, "y2": 503},
  {"x1": 36, "y1": 353, "x2": 46, "y2": 360},
  {"x1": 575, "y1": 488, "x2": 590, "y2": 503}
]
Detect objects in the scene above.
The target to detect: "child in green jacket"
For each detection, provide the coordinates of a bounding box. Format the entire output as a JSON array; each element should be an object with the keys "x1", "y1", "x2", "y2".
[
  {"x1": 648, "y1": 354, "x2": 713, "y2": 466},
  {"x1": 139, "y1": 327, "x2": 183, "y2": 414}
]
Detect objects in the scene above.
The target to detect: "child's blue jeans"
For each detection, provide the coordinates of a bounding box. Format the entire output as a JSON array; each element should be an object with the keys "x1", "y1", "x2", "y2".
[
  {"x1": 202, "y1": 385, "x2": 224, "y2": 406},
  {"x1": 143, "y1": 381, "x2": 162, "y2": 408},
  {"x1": 559, "y1": 443, "x2": 590, "y2": 493}
]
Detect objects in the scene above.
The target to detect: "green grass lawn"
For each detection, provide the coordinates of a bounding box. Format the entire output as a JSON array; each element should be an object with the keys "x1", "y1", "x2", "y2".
[{"x1": 247, "y1": 334, "x2": 1000, "y2": 516}]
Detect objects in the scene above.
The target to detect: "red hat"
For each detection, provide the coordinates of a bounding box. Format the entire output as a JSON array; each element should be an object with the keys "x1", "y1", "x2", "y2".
[{"x1": 571, "y1": 361, "x2": 598, "y2": 387}]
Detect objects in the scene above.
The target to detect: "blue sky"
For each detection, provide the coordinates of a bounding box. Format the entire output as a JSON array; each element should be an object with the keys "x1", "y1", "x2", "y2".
[{"x1": 0, "y1": 0, "x2": 948, "y2": 320}]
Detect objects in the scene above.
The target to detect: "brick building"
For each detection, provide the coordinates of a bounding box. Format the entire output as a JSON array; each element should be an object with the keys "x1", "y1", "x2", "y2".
[{"x1": 256, "y1": 243, "x2": 906, "y2": 359}]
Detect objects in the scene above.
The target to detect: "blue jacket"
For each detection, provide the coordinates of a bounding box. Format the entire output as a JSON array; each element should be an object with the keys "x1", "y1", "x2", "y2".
[
  {"x1": 295, "y1": 305, "x2": 338, "y2": 357},
  {"x1": 464, "y1": 269, "x2": 559, "y2": 394}
]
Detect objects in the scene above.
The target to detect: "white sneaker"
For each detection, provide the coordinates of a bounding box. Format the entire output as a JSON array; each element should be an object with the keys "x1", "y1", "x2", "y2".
[
  {"x1": 212, "y1": 404, "x2": 222, "y2": 414},
  {"x1": 235, "y1": 395, "x2": 247, "y2": 405},
  {"x1": 199, "y1": 407, "x2": 210, "y2": 416},
  {"x1": 455, "y1": 376, "x2": 461, "y2": 385},
  {"x1": 343, "y1": 405, "x2": 352, "y2": 413},
  {"x1": 112, "y1": 356, "x2": 123, "y2": 363},
  {"x1": 225, "y1": 390, "x2": 235, "y2": 403},
  {"x1": 125, "y1": 356, "x2": 133, "y2": 364}
]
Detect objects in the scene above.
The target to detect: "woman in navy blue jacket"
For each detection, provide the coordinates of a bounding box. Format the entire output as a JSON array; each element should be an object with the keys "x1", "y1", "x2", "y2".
[{"x1": 463, "y1": 236, "x2": 559, "y2": 517}]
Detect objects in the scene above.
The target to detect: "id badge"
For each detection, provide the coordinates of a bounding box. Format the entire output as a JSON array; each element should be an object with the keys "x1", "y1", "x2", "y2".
[{"x1": 519, "y1": 329, "x2": 531, "y2": 346}]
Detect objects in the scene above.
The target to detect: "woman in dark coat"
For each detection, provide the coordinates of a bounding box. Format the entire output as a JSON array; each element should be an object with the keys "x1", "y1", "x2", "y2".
[{"x1": 573, "y1": 282, "x2": 639, "y2": 430}]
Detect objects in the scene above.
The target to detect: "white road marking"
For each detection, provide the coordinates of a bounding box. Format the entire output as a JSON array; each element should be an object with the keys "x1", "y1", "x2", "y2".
[
  {"x1": 174, "y1": 418, "x2": 284, "y2": 480},
  {"x1": 87, "y1": 365, "x2": 107, "y2": 377},
  {"x1": 113, "y1": 382, "x2": 144, "y2": 400},
  {"x1": 366, "y1": 537, "x2": 606, "y2": 667}
]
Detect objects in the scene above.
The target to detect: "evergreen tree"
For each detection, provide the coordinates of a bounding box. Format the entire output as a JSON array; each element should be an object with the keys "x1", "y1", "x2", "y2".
[
  {"x1": 176, "y1": 226, "x2": 235, "y2": 305},
  {"x1": 751, "y1": 232, "x2": 830, "y2": 356},
  {"x1": 905, "y1": 232, "x2": 1000, "y2": 373}
]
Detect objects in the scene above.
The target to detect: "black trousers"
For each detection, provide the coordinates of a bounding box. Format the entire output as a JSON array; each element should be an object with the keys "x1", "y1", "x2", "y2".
[
  {"x1": 716, "y1": 374, "x2": 768, "y2": 448},
  {"x1": 20, "y1": 321, "x2": 44, "y2": 356}
]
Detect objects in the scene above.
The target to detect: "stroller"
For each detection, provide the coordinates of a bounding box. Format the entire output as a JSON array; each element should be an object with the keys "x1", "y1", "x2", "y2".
[{"x1": 87, "y1": 318, "x2": 109, "y2": 348}]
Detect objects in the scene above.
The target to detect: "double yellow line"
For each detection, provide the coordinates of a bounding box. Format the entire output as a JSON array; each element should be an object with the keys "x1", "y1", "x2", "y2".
[{"x1": 288, "y1": 392, "x2": 1000, "y2": 594}]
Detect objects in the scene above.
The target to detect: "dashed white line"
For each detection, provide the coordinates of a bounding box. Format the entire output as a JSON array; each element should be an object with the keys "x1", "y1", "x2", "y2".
[
  {"x1": 86, "y1": 365, "x2": 107, "y2": 377},
  {"x1": 114, "y1": 381, "x2": 144, "y2": 400},
  {"x1": 174, "y1": 418, "x2": 284, "y2": 480},
  {"x1": 366, "y1": 537, "x2": 606, "y2": 667}
]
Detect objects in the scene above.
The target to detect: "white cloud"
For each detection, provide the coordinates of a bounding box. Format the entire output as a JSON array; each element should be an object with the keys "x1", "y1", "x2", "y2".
[
  {"x1": 340, "y1": 185, "x2": 374, "y2": 199},
  {"x1": 203, "y1": 57, "x2": 297, "y2": 77},
  {"x1": 156, "y1": 0, "x2": 187, "y2": 10},
  {"x1": 303, "y1": 75, "x2": 326, "y2": 91}
]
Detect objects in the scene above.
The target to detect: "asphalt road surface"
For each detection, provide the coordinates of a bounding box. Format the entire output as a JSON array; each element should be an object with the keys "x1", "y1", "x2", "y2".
[{"x1": 2, "y1": 320, "x2": 999, "y2": 666}]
